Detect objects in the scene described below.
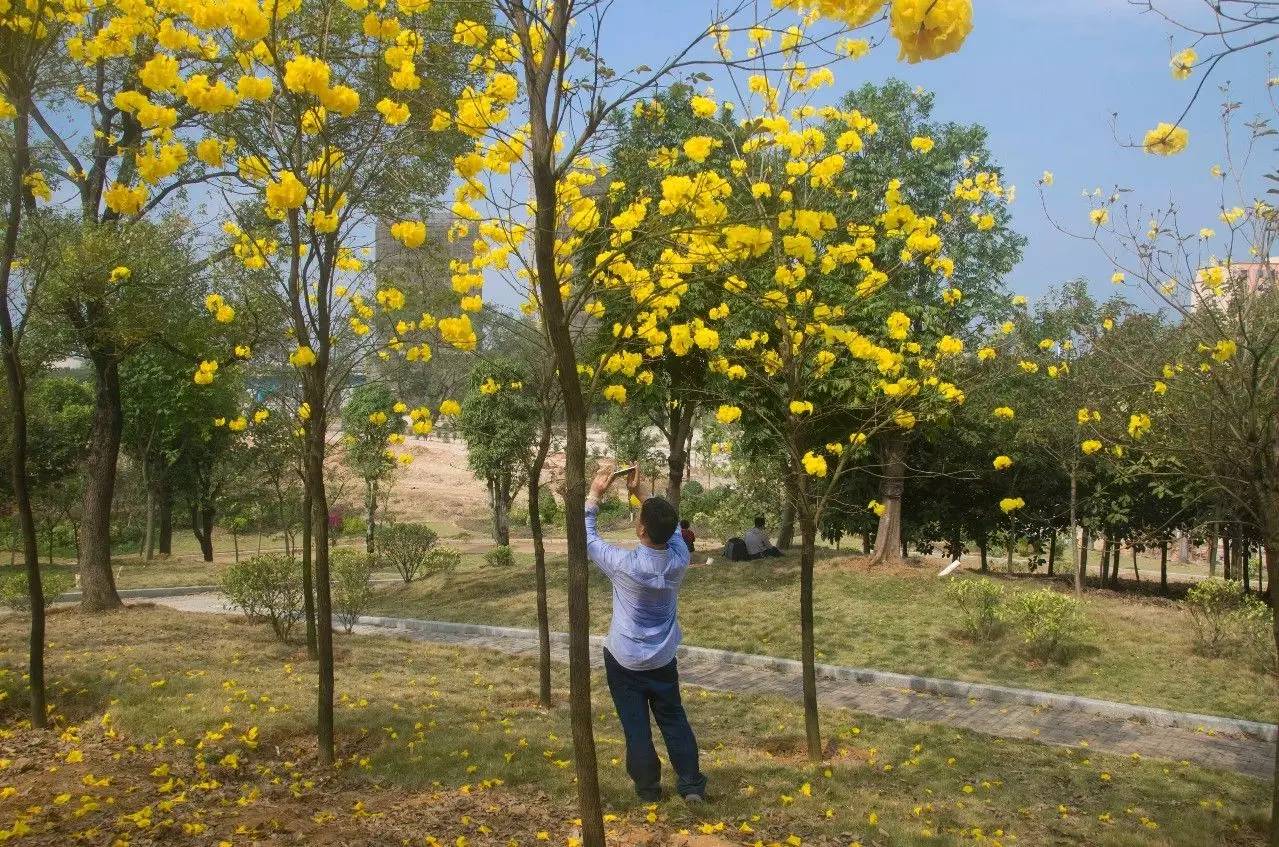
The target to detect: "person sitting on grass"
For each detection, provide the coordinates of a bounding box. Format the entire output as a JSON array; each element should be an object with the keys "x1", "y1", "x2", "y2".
[
  {"x1": 742, "y1": 515, "x2": 782, "y2": 559},
  {"x1": 680, "y1": 519, "x2": 696, "y2": 554},
  {"x1": 586, "y1": 461, "x2": 708, "y2": 804}
]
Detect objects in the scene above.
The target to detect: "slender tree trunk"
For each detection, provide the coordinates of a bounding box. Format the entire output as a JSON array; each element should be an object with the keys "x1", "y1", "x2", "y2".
[
  {"x1": 1047, "y1": 533, "x2": 1056, "y2": 576},
  {"x1": 1110, "y1": 540, "x2": 1121, "y2": 585},
  {"x1": 78, "y1": 355, "x2": 124, "y2": 610},
  {"x1": 157, "y1": 481, "x2": 173, "y2": 556},
  {"x1": 1100, "y1": 536, "x2": 1111, "y2": 588},
  {"x1": 1080, "y1": 528, "x2": 1091, "y2": 587},
  {"x1": 1159, "y1": 541, "x2": 1168, "y2": 595},
  {"x1": 1176, "y1": 532, "x2": 1190, "y2": 565},
  {"x1": 364, "y1": 478, "x2": 376, "y2": 555},
  {"x1": 777, "y1": 487, "x2": 795, "y2": 550},
  {"x1": 1209, "y1": 523, "x2": 1219, "y2": 578},
  {"x1": 1243, "y1": 540, "x2": 1251, "y2": 594},
  {"x1": 191, "y1": 504, "x2": 215, "y2": 562},
  {"x1": 978, "y1": 529, "x2": 988, "y2": 573},
  {"x1": 861, "y1": 532, "x2": 870, "y2": 554},
  {"x1": 1224, "y1": 534, "x2": 1233, "y2": 581},
  {"x1": 305, "y1": 383, "x2": 334, "y2": 765},
  {"x1": 142, "y1": 480, "x2": 155, "y2": 562},
  {"x1": 869, "y1": 435, "x2": 906, "y2": 566},
  {"x1": 0, "y1": 103, "x2": 45, "y2": 727},
  {"x1": 1070, "y1": 467, "x2": 1082, "y2": 596},
  {"x1": 1131, "y1": 548, "x2": 1140, "y2": 583},
  {"x1": 798, "y1": 508, "x2": 821, "y2": 760},
  {"x1": 301, "y1": 486, "x2": 317, "y2": 661},
  {"x1": 665, "y1": 402, "x2": 694, "y2": 510},
  {"x1": 528, "y1": 426, "x2": 553, "y2": 709},
  {"x1": 522, "y1": 93, "x2": 602, "y2": 845},
  {"x1": 232, "y1": 527, "x2": 239, "y2": 564},
  {"x1": 494, "y1": 472, "x2": 511, "y2": 547}
]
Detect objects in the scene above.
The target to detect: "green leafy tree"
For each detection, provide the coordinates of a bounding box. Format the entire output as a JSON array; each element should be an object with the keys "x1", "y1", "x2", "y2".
[
  {"x1": 457, "y1": 360, "x2": 537, "y2": 547},
  {"x1": 340, "y1": 383, "x2": 408, "y2": 555}
]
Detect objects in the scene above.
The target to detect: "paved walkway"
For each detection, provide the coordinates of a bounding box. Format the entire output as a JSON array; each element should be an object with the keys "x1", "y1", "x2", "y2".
[{"x1": 150, "y1": 593, "x2": 1275, "y2": 781}]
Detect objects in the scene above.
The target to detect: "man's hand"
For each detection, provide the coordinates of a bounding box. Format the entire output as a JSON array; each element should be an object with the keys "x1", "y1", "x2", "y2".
[
  {"x1": 626, "y1": 466, "x2": 646, "y2": 506},
  {"x1": 589, "y1": 461, "x2": 616, "y2": 502}
]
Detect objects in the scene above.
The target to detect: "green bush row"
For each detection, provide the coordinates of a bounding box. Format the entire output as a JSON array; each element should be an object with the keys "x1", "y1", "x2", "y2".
[
  {"x1": 943, "y1": 577, "x2": 1092, "y2": 664},
  {"x1": 1185, "y1": 579, "x2": 1274, "y2": 674}
]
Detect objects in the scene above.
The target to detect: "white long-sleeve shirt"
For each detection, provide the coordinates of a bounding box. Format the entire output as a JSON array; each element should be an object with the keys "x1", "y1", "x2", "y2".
[{"x1": 585, "y1": 502, "x2": 690, "y2": 671}]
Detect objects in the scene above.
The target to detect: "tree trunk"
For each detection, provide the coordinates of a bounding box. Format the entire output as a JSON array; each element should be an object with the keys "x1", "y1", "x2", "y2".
[
  {"x1": 1131, "y1": 548, "x2": 1140, "y2": 583},
  {"x1": 869, "y1": 435, "x2": 906, "y2": 566},
  {"x1": 157, "y1": 481, "x2": 173, "y2": 556},
  {"x1": 1159, "y1": 541, "x2": 1168, "y2": 595},
  {"x1": 861, "y1": 532, "x2": 870, "y2": 555},
  {"x1": 665, "y1": 402, "x2": 694, "y2": 510},
  {"x1": 493, "y1": 472, "x2": 511, "y2": 547},
  {"x1": 1080, "y1": 528, "x2": 1090, "y2": 586},
  {"x1": 777, "y1": 491, "x2": 795, "y2": 551},
  {"x1": 364, "y1": 478, "x2": 376, "y2": 555},
  {"x1": 528, "y1": 425, "x2": 553, "y2": 709},
  {"x1": 143, "y1": 481, "x2": 156, "y2": 562},
  {"x1": 1100, "y1": 536, "x2": 1111, "y2": 587},
  {"x1": 1047, "y1": 533, "x2": 1056, "y2": 576},
  {"x1": 978, "y1": 529, "x2": 988, "y2": 573},
  {"x1": 1176, "y1": 532, "x2": 1190, "y2": 565},
  {"x1": 78, "y1": 355, "x2": 124, "y2": 611},
  {"x1": 0, "y1": 102, "x2": 46, "y2": 726},
  {"x1": 1070, "y1": 466, "x2": 1082, "y2": 596},
  {"x1": 301, "y1": 486, "x2": 317, "y2": 661},
  {"x1": 191, "y1": 504, "x2": 215, "y2": 562},
  {"x1": 1243, "y1": 540, "x2": 1251, "y2": 594},
  {"x1": 798, "y1": 509, "x2": 821, "y2": 761},
  {"x1": 1110, "y1": 539, "x2": 1121, "y2": 585},
  {"x1": 1224, "y1": 534, "x2": 1233, "y2": 581},
  {"x1": 524, "y1": 78, "x2": 603, "y2": 844},
  {"x1": 305, "y1": 383, "x2": 335, "y2": 766},
  {"x1": 1208, "y1": 523, "x2": 1219, "y2": 578}
]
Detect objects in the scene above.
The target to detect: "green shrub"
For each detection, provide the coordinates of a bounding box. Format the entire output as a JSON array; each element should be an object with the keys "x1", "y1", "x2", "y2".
[
  {"x1": 538, "y1": 489, "x2": 560, "y2": 527},
  {"x1": 221, "y1": 554, "x2": 302, "y2": 642},
  {"x1": 1237, "y1": 599, "x2": 1277, "y2": 676},
  {"x1": 0, "y1": 570, "x2": 76, "y2": 612},
  {"x1": 331, "y1": 550, "x2": 376, "y2": 634},
  {"x1": 339, "y1": 514, "x2": 366, "y2": 537},
  {"x1": 1005, "y1": 589, "x2": 1091, "y2": 664},
  {"x1": 484, "y1": 545, "x2": 515, "y2": 568},
  {"x1": 1185, "y1": 579, "x2": 1249, "y2": 656},
  {"x1": 426, "y1": 547, "x2": 462, "y2": 575},
  {"x1": 375, "y1": 523, "x2": 439, "y2": 583},
  {"x1": 944, "y1": 576, "x2": 1005, "y2": 640}
]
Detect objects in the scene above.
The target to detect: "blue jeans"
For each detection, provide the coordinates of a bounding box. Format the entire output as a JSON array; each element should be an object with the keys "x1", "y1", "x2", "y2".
[{"x1": 603, "y1": 649, "x2": 707, "y2": 800}]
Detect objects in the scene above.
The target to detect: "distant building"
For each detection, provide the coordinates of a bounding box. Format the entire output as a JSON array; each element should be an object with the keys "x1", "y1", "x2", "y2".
[{"x1": 1194, "y1": 259, "x2": 1276, "y2": 307}]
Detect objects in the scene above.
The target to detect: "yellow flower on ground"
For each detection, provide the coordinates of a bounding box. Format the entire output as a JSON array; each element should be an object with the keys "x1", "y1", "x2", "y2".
[{"x1": 992, "y1": 455, "x2": 1013, "y2": 471}]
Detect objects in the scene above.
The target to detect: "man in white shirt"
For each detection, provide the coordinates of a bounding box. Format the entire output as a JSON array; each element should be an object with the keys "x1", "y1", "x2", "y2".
[
  {"x1": 742, "y1": 515, "x2": 782, "y2": 559},
  {"x1": 585, "y1": 462, "x2": 708, "y2": 803}
]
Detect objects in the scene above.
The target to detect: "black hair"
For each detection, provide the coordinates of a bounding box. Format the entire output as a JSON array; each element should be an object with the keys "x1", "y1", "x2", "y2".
[
  {"x1": 754, "y1": 515, "x2": 766, "y2": 529},
  {"x1": 640, "y1": 496, "x2": 678, "y2": 543},
  {"x1": 679, "y1": 519, "x2": 690, "y2": 529}
]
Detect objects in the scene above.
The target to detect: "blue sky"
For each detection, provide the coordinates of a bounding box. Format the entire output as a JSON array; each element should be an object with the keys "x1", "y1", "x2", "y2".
[{"x1": 588, "y1": 0, "x2": 1273, "y2": 305}]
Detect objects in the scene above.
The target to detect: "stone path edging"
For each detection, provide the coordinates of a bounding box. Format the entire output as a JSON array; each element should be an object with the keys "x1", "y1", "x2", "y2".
[{"x1": 356, "y1": 614, "x2": 1277, "y2": 743}]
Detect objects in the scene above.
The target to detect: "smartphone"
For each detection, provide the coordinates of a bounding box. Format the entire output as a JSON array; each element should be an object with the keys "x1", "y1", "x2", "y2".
[{"x1": 610, "y1": 465, "x2": 637, "y2": 483}]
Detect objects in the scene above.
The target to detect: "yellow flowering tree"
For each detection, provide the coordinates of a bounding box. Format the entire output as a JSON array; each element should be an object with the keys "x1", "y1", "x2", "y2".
[{"x1": 429, "y1": 0, "x2": 975, "y2": 837}]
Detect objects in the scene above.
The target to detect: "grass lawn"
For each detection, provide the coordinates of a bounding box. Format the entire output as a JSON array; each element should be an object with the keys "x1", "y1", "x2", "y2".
[
  {"x1": 0, "y1": 606, "x2": 1267, "y2": 846},
  {"x1": 365, "y1": 552, "x2": 1278, "y2": 724}
]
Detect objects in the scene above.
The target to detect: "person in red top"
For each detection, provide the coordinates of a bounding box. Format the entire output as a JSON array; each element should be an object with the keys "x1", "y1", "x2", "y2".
[{"x1": 679, "y1": 520, "x2": 695, "y2": 554}]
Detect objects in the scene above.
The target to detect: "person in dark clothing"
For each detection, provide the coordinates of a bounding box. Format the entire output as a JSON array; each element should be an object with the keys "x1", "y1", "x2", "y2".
[{"x1": 679, "y1": 519, "x2": 696, "y2": 553}]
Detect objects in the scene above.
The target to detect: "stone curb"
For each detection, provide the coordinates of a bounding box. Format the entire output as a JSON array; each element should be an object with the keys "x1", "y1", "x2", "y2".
[
  {"x1": 58, "y1": 577, "x2": 406, "y2": 604},
  {"x1": 357, "y1": 613, "x2": 1277, "y2": 744}
]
